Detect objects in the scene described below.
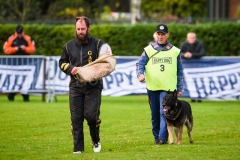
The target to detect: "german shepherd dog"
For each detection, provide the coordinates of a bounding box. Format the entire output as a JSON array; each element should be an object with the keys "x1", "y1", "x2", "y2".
[{"x1": 162, "y1": 90, "x2": 194, "y2": 144}]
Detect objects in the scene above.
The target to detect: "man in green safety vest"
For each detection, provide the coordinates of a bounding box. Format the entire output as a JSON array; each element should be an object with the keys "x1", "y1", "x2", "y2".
[{"x1": 136, "y1": 24, "x2": 184, "y2": 144}]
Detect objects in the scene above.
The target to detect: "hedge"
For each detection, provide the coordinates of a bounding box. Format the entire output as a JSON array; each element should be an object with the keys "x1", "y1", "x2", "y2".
[{"x1": 0, "y1": 22, "x2": 239, "y2": 56}]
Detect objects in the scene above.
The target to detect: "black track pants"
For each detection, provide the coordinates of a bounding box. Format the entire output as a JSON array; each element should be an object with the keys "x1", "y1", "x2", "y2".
[{"x1": 69, "y1": 82, "x2": 102, "y2": 152}]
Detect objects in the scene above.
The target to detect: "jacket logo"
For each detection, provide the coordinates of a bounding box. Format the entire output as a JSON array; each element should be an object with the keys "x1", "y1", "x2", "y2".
[
  {"x1": 88, "y1": 51, "x2": 92, "y2": 63},
  {"x1": 166, "y1": 45, "x2": 170, "y2": 50},
  {"x1": 105, "y1": 46, "x2": 111, "y2": 54}
]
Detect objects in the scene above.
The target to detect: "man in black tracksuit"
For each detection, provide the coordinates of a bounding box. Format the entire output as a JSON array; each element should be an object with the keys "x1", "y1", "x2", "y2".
[{"x1": 59, "y1": 16, "x2": 108, "y2": 154}]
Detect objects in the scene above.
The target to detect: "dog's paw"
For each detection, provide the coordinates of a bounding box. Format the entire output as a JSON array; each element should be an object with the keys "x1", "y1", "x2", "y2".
[
  {"x1": 190, "y1": 140, "x2": 194, "y2": 144},
  {"x1": 176, "y1": 141, "x2": 182, "y2": 144},
  {"x1": 169, "y1": 142, "x2": 174, "y2": 145}
]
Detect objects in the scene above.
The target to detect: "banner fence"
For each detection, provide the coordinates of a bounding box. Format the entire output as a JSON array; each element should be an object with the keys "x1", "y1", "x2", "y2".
[{"x1": 0, "y1": 56, "x2": 240, "y2": 101}]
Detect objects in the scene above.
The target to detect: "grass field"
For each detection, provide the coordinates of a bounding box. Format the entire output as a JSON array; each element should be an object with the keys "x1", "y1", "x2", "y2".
[{"x1": 0, "y1": 94, "x2": 240, "y2": 160}]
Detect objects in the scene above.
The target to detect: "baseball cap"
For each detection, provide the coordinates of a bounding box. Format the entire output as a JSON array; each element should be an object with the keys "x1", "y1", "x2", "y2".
[
  {"x1": 16, "y1": 25, "x2": 23, "y2": 34},
  {"x1": 156, "y1": 24, "x2": 168, "y2": 34}
]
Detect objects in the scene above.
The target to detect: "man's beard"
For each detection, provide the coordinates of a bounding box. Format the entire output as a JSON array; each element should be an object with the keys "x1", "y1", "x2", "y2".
[{"x1": 76, "y1": 32, "x2": 90, "y2": 45}]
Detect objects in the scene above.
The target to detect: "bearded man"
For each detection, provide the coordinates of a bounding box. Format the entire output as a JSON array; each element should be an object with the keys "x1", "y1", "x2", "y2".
[{"x1": 59, "y1": 16, "x2": 114, "y2": 154}]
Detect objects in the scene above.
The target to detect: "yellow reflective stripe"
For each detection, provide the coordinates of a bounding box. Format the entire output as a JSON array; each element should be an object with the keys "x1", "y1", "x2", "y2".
[
  {"x1": 96, "y1": 39, "x2": 101, "y2": 58},
  {"x1": 64, "y1": 64, "x2": 69, "y2": 70},
  {"x1": 60, "y1": 63, "x2": 66, "y2": 69},
  {"x1": 61, "y1": 63, "x2": 69, "y2": 71}
]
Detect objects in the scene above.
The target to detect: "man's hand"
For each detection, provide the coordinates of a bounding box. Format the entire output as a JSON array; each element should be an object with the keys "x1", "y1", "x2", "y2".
[
  {"x1": 71, "y1": 67, "x2": 78, "y2": 75},
  {"x1": 20, "y1": 45, "x2": 26, "y2": 50},
  {"x1": 16, "y1": 46, "x2": 20, "y2": 51},
  {"x1": 138, "y1": 74, "x2": 145, "y2": 82},
  {"x1": 184, "y1": 52, "x2": 192, "y2": 58},
  {"x1": 177, "y1": 92, "x2": 182, "y2": 97}
]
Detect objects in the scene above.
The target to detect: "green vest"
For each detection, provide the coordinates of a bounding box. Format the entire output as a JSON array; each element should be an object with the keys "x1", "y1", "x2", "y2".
[{"x1": 144, "y1": 45, "x2": 180, "y2": 91}]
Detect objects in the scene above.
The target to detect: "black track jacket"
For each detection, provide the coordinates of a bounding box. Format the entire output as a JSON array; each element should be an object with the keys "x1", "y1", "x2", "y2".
[{"x1": 59, "y1": 36, "x2": 105, "y2": 84}]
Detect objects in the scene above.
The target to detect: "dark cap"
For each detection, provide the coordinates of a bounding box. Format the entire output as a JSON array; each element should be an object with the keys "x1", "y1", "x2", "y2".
[
  {"x1": 16, "y1": 25, "x2": 23, "y2": 34},
  {"x1": 156, "y1": 24, "x2": 168, "y2": 34}
]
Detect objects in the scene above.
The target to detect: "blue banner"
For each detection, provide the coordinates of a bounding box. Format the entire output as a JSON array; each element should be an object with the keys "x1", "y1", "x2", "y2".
[
  {"x1": 104, "y1": 57, "x2": 240, "y2": 100},
  {"x1": 0, "y1": 56, "x2": 45, "y2": 94},
  {"x1": 181, "y1": 57, "x2": 240, "y2": 100},
  {"x1": 0, "y1": 56, "x2": 240, "y2": 100}
]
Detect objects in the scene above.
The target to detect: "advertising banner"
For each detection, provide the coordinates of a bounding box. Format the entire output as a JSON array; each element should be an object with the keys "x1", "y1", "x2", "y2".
[{"x1": 0, "y1": 56, "x2": 239, "y2": 100}]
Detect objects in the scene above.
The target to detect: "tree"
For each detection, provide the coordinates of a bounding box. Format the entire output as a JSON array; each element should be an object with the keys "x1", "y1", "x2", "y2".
[
  {"x1": 0, "y1": 0, "x2": 207, "y2": 23},
  {"x1": 141, "y1": 0, "x2": 206, "y2": 19},
  {"x1": 0, "y1": 0, "x2": 41, "y2": 22},
  {"x1": 46, "y1": 0, "x2": 84, "y2": 19},
  {"x1": 131, "y1": 0, "x2": 141, "y2": 24}
]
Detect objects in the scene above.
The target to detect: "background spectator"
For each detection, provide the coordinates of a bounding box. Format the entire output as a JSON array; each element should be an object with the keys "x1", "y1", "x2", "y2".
[
  {"x1": 148, "y1": 32, "x2": 158, "y2": 45},
  {"x1": 180, "y1": 32, "x2": 204, "y2": 102},
  {"x1": 180, "y1": 32, "x2": 205, "y2": 59},
  {"x1": 3, "y1": 24, "x2": 36, "y2": 101}
]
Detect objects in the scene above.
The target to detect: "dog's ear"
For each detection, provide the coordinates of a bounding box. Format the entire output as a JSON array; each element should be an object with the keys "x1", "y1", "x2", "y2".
[
  {"x1": 167, "y1": 89, "x2": 170, "y2": 94},
  {"x1": 173, "y1": 89, "x2": 177, "y2": 97}
]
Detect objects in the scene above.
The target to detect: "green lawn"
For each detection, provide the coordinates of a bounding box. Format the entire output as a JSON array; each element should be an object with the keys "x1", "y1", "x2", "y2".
[{"x1": 0, "y1": 94, "x2": 239, "y2": 160}]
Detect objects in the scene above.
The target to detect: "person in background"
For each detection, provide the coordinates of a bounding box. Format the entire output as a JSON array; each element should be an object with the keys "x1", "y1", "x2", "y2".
[
  {"x1": 148, "y1": 32, "x2": 158, "y2": 45},
  {"x1": 3, "y1": 24, "x2": 36, "y2": 102},
  {"x1": 180, "y1": 32, "x2": 205, "y2": 59},
  {"x1": 180, "y1": 32, "x2": 205, "y2": 102},
  {"x1": 59, "y1": 16, "x2": 114, "y2": 154},
  {"x1": 136, "y1": 24, "x2": 184, "y2": 145}
]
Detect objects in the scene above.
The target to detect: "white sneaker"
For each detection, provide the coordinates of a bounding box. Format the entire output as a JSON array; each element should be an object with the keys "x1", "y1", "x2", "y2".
[
  {"x1": 73, "y1": 151, "x2": 83, "y2": 154},
  {"x1": 93, "y1": 142, "x2": 101, "y2": 152}
]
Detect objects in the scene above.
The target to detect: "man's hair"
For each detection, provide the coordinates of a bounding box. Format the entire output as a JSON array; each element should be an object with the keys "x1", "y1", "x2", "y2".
[
  {"x1": 153, "y1": 32, "x2": 157, "y2": 41},
  {"x1": 75, "y1": 16, "x2": 90, "y2": 28},
  {"x1": 187, "y1": 32, "x2": 196, "y2": 37}
]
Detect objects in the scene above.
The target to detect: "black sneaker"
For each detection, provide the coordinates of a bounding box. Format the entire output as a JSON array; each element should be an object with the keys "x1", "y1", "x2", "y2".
[{"x1": 159, "y1": 139, "x2": 168, "y2": 144}]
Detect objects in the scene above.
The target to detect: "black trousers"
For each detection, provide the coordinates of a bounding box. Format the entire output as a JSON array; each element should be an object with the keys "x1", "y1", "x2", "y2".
[{"x1": 69, "y1": 81, "x2": 102, "y2": 152}]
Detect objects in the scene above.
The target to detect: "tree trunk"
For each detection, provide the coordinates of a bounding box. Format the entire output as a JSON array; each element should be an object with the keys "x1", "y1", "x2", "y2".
[{"x1": 131, "y1": 0, "x2": 141, "y2": 24}]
